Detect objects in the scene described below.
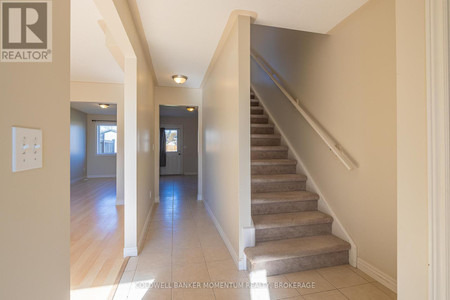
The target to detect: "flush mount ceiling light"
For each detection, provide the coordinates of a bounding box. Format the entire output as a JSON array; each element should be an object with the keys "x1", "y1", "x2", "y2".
[
  {"x1": 172, "y1": 75, "x2": 188, "y2": 84},
  {"x1": 99, "y1": 104, "x2": 110, "y2": 109},
  {"x1": 186, "y1": 107, "x2": 195, "y2": 112}
]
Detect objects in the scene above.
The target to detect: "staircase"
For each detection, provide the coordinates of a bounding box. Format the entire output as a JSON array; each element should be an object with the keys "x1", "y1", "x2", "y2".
[{"x1": 244, "y1": 91, "x2": 351, "y2": 276}]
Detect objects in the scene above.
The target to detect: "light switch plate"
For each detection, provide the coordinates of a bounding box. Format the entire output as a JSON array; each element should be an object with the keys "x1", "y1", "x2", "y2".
[{"x1": 12, "y1": 127, "x2": 43, "y2": 172}]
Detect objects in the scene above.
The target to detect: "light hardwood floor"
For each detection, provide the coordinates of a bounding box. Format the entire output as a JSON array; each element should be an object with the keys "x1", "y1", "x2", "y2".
[{"x1": 70, "y1": 178, "x2": 125, "y2": 300}]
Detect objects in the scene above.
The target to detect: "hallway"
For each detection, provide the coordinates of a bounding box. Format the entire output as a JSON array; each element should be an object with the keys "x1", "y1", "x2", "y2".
[
  {"x1": 70, "y1": 178, "x2": 125, "y2": 299},
  {"x1": 114, "y1": 176, "x2": 396, "y2": 300}
]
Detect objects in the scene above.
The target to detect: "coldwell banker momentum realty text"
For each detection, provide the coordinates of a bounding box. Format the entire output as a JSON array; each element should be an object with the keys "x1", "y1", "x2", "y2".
[{"x1": 0, "y1": 1, "x2": 52, "y2": 62}]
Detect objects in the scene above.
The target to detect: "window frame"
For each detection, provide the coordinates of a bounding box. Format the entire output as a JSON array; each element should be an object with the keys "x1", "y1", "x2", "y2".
[{"x1": 96, "y1": 122, "x2": 118, "y2": 156}]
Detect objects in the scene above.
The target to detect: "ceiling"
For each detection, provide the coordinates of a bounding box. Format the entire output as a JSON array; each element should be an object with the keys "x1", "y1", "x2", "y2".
[
  {"x1": 136, "y1": 0, "x2": 368, "y2": 88},
  {"x1": 160, "y1": 106, "x2": 199, "y2": 118},
  {"x1": 70, "y1": 0, "x2": 124, "y2": 83},
  {"x1": 71, "y1": 102, "x2": 117, "y2": 115}
]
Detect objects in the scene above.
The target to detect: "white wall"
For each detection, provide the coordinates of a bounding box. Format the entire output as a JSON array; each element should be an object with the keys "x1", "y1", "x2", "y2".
[
  {"x1": 160, "y1": 115, "x2": 198, "y2": 175},
  {"x1": 396, "y1": 0, "x2": 428, "y2": 298},
  {"x1": 70, "y1": 81, "x2": 124, "y2": 203},
  {"x1": 87, "y1": 114, "x2": 117, "y2": 178},
  {"x1": 0, "y1": 0, "x2": 71, "y2": 298},
  {"x1": 154, "y1": 86, "x2": 203, "y2": 200},
  {"x1": 70, "y1": 108, "x2": 87, "y2": 183},
  {"x1": 251, "y1": 0, "x2": 397, "y2": 282},
  {"x1": 202, "y1": 15, "x2": 251, "y2": 268}
]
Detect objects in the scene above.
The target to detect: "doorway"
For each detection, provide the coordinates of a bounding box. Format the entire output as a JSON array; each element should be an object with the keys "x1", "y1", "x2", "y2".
[
  {"x1": 159, "y1": 106, "x2": 199, "y2": 178},
  {"x1": 160, "y1": 126, "x2": 184, "y2": 175}
]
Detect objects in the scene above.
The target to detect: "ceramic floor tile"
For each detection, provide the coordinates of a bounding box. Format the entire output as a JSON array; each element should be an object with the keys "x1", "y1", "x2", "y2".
[
  {"x1": 316, "y1": 265, "x2": 367, "y2": 288},
  {"x1": 172, "y1": 262, "x2": 211, "y2": 283},
  {"x1": 135, "y1": 251, "x2": 172, "y2": 272},
  {"x1": 285, "y1": 270, "x2": 335, "y2": 295},
  {"x1": 213, "y1": 288, "x2": 251, "y2": 300},
  {"x1": 202, "y1": 245, "x2": 232, "y2": 263},
  {"x1": 265, "y1": 275, "x2": 301, "y2": 299},
  {"x1": 172, "y1": 288, "x2": 215, "y2": 300},
  {"x1": 303, "y1": 290, "x2": 347, "y2": 300},
  {"x1": 370, "y1": 282, "x2": 397, "y2": 299},
  {"x1": 340, "y1": 283, "x2": 392, "y2": 300},
  {"x1": 207, "y1": 259, "x2": 250, "y2": 282},
  {"x1": 172, "y1": 246, "x2": 205, "y2": 266}
]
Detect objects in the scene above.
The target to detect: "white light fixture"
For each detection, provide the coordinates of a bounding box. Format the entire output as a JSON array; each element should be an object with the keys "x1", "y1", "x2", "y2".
[
  {"x1": 99, "y1": 104, "x2": 110, "y2": 109},
  {"x1": 172, "y1": 75, "x2": 188, "y2": 84},
  {"x1": 186, "y1": 107, "x2": 195, "y2": 112}
]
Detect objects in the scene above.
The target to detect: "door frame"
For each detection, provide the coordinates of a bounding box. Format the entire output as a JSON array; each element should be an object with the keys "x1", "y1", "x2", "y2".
[
  {"x1": 155, "y1": 104, "x2": 203, "y2": 202},
  {"x1": 427, "y1": 0, "x2": 450, "y2": 298},
  {"x1": 160, "y1": 124, "x2": 184, "y2": 175}
]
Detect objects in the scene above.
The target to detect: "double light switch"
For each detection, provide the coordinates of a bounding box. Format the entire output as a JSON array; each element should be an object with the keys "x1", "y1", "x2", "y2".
[{"x1": 12, "y1": 127, "x2": 43, "y2": 172}]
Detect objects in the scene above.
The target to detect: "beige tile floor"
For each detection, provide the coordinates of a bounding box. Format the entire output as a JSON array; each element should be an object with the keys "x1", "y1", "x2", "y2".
[{"x1": 113, "y1": 176, "x2": 397, "y2": 300}]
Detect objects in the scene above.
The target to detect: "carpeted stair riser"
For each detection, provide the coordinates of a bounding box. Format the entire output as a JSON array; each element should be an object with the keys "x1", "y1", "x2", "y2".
[
  {"x1": 251, "y1": 137, "x2": 281, "y2": 146},
  {"x1": 252, "y1": 200, "x2": 318, "y2": 215},
  {"x1": 252, "y1": 180, "x2": 306, "y2": 193},
  {"x1": 251, "y1": 100, "x2": 260, "y2": 106},
  {"x1": 247, "y1": 250, "x2": 349, "y2": 277},
  {"x1": 251, "y1": 115, "x2": 269, "y2": 124},
  {"x1": 256, "y1": 223, "x2": 332, "y2": 242},
  {"x1": 251, "y1": 107, "x2": 264, "y2": 115},
  {"x1": 251, "y1": 125, "x2": 275, "y2": 134},
  {"x1": 252, "y1": 164, "x2": 296, "y2": 175},
  {"x1": 251, "y1": 149, "x2": 288, "y2": 160}
]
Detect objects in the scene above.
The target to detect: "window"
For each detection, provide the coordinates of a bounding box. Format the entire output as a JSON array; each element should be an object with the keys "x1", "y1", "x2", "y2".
[
  {"x1": 165, "y1": 129, "x2": 178, "y2": 152},
  {"x1": 97, "y1": 124, "x2": 117, "y2": 155}
]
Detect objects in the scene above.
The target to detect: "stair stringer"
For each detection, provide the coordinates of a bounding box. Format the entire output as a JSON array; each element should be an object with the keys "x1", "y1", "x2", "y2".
[{"x1": 251, "y1": 84, "x2": 357, "y2": 267}]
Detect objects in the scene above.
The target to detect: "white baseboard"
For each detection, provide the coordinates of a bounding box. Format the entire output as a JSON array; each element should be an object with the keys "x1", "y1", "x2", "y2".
[
  {"x1": 123, "y1": 247, "x2": 138, "y2": 257},
  {"x1": 197, "y1": 193, "x2": 203, "y2": 201},
  {"x1": 87, "y1": 174, "x2": 116, "y2": 179},
  {"x1": 357, "y1": 258, "x2": 397, "y2": 293},
  {"x1": 70, "y1": 176, "x2": 85, "y2": 184},
  {"x1": 203, "y1": 199, "x2": 246, "y2": 270},
  {"x1": 252, "y1": 85, "x2": 358, "y2": 267}
]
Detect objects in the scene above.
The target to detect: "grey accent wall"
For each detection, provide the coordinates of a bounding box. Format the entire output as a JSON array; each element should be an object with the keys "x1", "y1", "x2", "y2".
[{"x1": 70, "y1": 108, "x2": 87, "y2": 183}]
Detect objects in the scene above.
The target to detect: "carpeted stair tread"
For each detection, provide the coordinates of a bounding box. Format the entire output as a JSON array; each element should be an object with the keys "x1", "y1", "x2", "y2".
[
  {"x1": 252, "y1": 134, "x2": 281, "y2": 139},
  {"x1": 252, "y1": 174, "x2": 307, "y2": 183},
  {"x1": 252, "y1": 159, "x2": 297, "y2": 166},
  {"x1": 252, "y1": 191, "x2": 319, "y2": 204},
  {"x1": 245, "y1": 235, "x2": 351, "y2": 263},
  {"x1": 253, "y1": 211, "x2": 333, "y2": 229},
  {"x1": 252, "y1": 146, "x2": 288, "y2": 152}
]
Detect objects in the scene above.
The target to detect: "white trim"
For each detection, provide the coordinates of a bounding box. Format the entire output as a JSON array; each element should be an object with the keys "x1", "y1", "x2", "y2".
[
  {"x1": 86, "y1": 174, "x2": 116, "y2": 178},
  {"x1": 155, "y1": 196, "x2": 160, "y2": 203},
  {"x1": 252, "y1": 85, "x2": 357, "y2": 267},
  {"x1": 137, "y1": 205, "x2": 153, "y2": 253},
  {"x1": 427, "y1": 0, "x2": 450, "y2": 299},
  {"x1": 203, "y1": 199, "x2": 246, "y2": 270},
  {"x1": 357, "y1": 258, "x2": 397, "y2": 293},
  {"x1": 123, "y1": 247, "x2": 138, "y2": 257},
  {"x1": 197, "y1": 194, "x2": 202, "y2": 201}
]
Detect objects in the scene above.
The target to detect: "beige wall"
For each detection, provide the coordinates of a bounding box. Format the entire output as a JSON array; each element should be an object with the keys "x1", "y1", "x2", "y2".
[
  {"x1": 160, "y1": 115, "x2": 199, "y2": 174},
  {"x1": 0, "y1": 0, "x2": 71, "y2": 299},
  {"x1": 70, "y1": 108, "x2": 87, "y2": 183},
  {"x1": 251, "y1": 0, "x2": 397, "y2": 280},
  {"x1": 86, "y1": 114, "x2": 117, "y2": 177},
  {"x1": 202, "y1": 15, "x2": 251, "y2": 267},
  {"x1": 396, "y1": 0, "x2": 428, "y2": 299},
  {"x1": 70, "y1": 81, "x2": 125, "y2": 203}
]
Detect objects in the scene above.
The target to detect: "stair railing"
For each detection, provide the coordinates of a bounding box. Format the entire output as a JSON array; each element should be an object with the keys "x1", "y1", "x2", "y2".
[{"x1": 251, "y1": 51, "x2": 356, "y2": 171}]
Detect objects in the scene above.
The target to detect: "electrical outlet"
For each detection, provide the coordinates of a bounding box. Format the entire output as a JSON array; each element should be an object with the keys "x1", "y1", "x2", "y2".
[
  {"x1": 149, "y1": 190, "x2": 152, "y2": 200},
  {"x1": 12, "y1": 127, "x2": 42, "y2": 172}
]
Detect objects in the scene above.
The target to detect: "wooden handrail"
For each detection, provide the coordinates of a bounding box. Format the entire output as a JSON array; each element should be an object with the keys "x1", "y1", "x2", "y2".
[{"x1": 251, "y1": 52, "x2": 356, "y2": 171}]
